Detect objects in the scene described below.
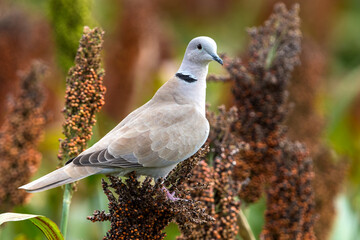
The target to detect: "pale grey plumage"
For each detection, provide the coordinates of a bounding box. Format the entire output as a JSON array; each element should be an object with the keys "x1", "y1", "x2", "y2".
[{"x1": 19, "y1": 36, "x2": 222, "y2": 193}]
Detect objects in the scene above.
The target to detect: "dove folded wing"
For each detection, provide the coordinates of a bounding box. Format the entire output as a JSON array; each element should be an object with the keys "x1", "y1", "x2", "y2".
[
  {"x1": 70, "y1": 104, "x2": 209, "y2": 170},
  {"x1": 111, "y1": 104, "x2": 209, "y2": 168}
]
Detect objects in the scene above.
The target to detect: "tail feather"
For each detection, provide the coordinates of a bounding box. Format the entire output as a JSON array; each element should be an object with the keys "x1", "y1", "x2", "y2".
[{"x1": 19, "y1": 163, "x2": 103, "y2": 193}]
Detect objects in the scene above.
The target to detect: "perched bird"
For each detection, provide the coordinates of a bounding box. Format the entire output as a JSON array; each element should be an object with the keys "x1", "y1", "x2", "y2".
[{"x1": 19, "y1": 36, "x2": 223, "y2": 193}]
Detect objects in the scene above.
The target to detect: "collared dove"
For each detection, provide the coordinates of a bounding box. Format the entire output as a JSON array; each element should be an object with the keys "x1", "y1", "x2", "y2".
[{"x1": 19, "y1": 36, "x2": 223, "y2": 193}]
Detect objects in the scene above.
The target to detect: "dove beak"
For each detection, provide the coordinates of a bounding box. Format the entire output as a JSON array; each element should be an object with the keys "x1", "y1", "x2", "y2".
[{"x1": 211, "y1": 53, "x2": 223, "y2": 65}]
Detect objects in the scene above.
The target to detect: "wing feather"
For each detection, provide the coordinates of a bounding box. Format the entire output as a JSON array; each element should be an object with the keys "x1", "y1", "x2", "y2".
[
  {"x1": 71, "y1": 149, "x2": 142, "y2": 168},
  {"x1": 89, "y1": 151, "x2": 102, "y2": 163}
]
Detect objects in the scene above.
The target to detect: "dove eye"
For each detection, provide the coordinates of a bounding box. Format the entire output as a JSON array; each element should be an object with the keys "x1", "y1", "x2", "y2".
[{"x1": 197, "y1": 44, "x2": 202, "y2": 50}]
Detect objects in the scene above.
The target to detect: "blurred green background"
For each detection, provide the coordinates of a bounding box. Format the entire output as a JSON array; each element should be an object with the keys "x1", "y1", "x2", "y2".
[{"x1": 0, "y1": 0, "x2": 359, "y2": 239}]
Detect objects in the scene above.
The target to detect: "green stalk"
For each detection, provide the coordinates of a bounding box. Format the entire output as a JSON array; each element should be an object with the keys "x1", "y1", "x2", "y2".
[
  {"x1": 238, "y1": 208, "x2": 256, "y2": 240},
  {"x1": 60, "y1": 183, "x2": 73, "y2": 238}
]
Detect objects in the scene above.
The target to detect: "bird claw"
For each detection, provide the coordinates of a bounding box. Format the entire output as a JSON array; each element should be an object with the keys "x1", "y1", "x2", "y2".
[
  {"x1": 162, "y1": 186, "x2": 180, "y2": 201},
  {"x1": 167, "y1": 191, "x2": 180, "y2": 201}
]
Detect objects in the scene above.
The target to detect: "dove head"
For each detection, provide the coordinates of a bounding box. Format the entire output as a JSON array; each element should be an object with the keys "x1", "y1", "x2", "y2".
[
  {"x1": 172, "y1": 37, "x2": 222, "y2": 114},
  {"x1": 182, "y1": 36, "x2": 223, "y2": 66},
  {"x1": 177, "y1": 36, "x2": 222, "y2": 84}
]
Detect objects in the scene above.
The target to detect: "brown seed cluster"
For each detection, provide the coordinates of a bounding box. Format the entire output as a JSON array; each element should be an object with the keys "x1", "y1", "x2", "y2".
[
  {"x1": 312, "y1": 148, "x2": 347, "y2": 240},
  {"x1": 210, "y1": 3, "x2": 317, "y2": 239},
  {"x1": 261, "y1": 141, "x2": 316, "y2": 240},
  {"x1": 88, "y1": 147, "x2": 214, "y2": 240},
  {"x1": 58, "y1": 27, "x2": 106, "y2": 163},
  {"x1": 220, "y1": 2, "x2": 302, "y2": 203},
  {"x1": 0, "y1": 63, "x2": 46, "y2": 211}
]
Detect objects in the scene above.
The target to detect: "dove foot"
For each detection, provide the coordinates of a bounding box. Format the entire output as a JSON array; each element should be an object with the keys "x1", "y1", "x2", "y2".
[{"x1": 162, "y1": 186, "x2": 180, "y2": 201}]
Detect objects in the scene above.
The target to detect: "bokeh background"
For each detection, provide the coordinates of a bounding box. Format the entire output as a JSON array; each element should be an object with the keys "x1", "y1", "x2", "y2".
[{"x1": 0, "y1": 0, "x2": 359, "y2": 239}]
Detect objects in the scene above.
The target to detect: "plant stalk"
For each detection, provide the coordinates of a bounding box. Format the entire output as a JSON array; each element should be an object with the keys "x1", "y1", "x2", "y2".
[
  {"x1": 238, "y1": 208, "x2": 256, "y2": 240},
  {"x1": 60, "y1": 183, "x2": 73, "y2": 238}
]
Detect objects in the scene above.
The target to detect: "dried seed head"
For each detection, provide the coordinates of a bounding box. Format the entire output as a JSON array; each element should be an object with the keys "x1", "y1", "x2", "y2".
[
  {"x1": 0, "y1": 62, "x2": 46, "y2": 211},
  {"x1": 89, "y1": 147, "x2": 214, "y2": 240},
  {"x1": 58, "y1": 27, "x2": 106, "y2": 164}
]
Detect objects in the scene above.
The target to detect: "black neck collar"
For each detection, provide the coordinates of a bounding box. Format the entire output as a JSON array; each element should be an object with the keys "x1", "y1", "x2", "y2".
[{"x1": 176, "y1": 73, "x2": 197, "y2": 83}]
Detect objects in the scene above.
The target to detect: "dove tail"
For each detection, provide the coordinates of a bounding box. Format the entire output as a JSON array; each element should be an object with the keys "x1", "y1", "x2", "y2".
[{"x1": 19, "y1": 163, "x2": 102, "y2": 193}]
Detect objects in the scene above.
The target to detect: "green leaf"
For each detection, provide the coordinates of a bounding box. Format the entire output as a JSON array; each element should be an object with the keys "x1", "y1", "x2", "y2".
[{"x1": 0, "y1": 213, "x2": 64, "y2": 240}]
